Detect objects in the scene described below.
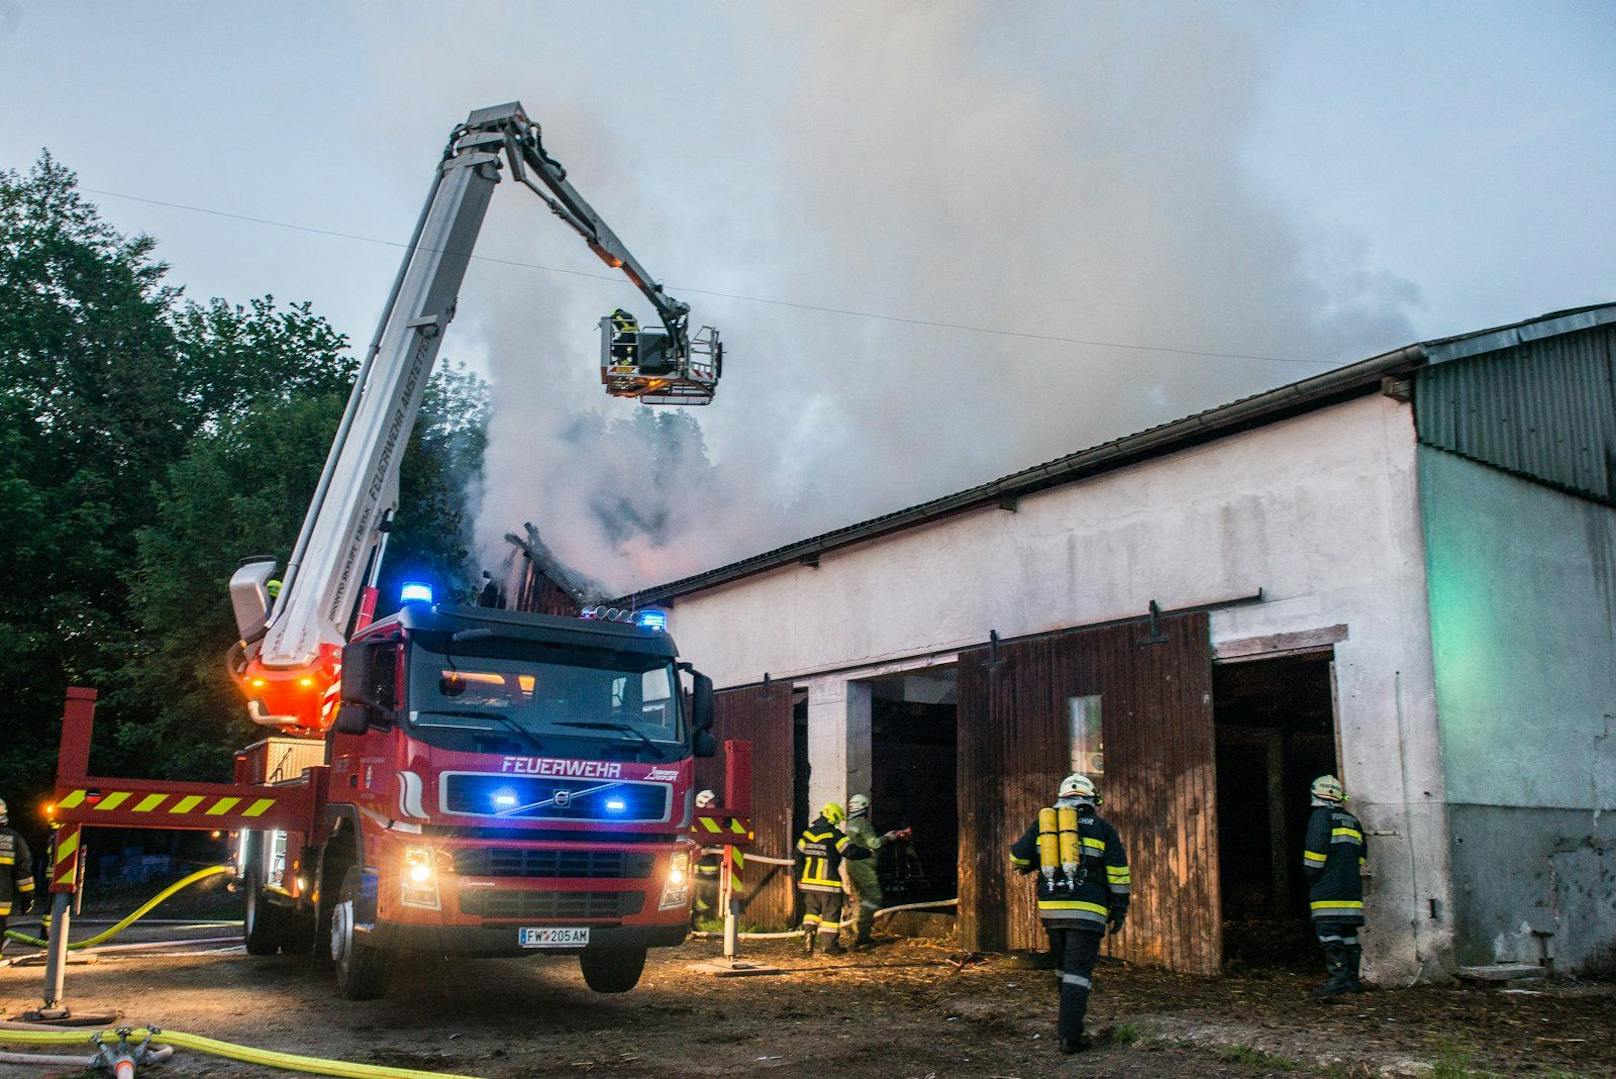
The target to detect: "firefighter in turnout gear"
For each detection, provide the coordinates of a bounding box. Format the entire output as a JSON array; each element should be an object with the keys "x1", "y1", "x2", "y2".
[
  {"x1": 0, "y1": 798, "x2": 37, "y2": 960},
  {"x1": 1304, "y1": 774, "x2": 1368, "y2": 997},
  {"x1": 692, "y1": 789, "x2": 722, "y2": 926},
  {"x1": 608, "y1": 307, "x2": 639, "y2": 366},
  {"x1": 1010, "y1": 774, "x2": 1130, "y2": 1053},
  {"x1": 842, "y1": 793, "x2": 911, "y2": 949},
  {"x1": 795, "y1": 802, "x2": 869, "y2": 956}
]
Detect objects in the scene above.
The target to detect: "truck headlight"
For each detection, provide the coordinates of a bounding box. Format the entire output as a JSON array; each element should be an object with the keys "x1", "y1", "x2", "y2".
[
  {"x1": 406, "y1": 852, "x2": 434, "y2": 885},
  {"x1": 402, "y1": 846, "x2": 441, "y2": 909},
  {"x1": 659, "y1": 851, "x2": 691, "y2": 911}
]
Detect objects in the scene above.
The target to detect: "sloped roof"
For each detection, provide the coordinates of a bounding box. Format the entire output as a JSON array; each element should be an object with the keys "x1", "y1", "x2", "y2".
[{"x1": 621, "y1": 303, "x2": 1615, "y2": 605}]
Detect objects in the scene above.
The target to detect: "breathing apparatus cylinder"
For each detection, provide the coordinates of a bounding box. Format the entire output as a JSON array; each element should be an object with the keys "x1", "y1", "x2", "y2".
[
  {"x1": 1037, "y1": 807, "x2": 1059, "y2": 887},
  {"x1": 1057, "y1": 804, "x2": 1081, "y2": 888}
]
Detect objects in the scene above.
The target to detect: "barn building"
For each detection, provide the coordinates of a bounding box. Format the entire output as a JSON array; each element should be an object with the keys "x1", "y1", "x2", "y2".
[{"x1": 602, "y1": 303, "x2": 1616, "y2": 983}]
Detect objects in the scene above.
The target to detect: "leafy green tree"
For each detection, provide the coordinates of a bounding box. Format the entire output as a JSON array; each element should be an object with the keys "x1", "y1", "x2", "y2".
[
  {"x1": 0, "y1": 152, "x2": 490, "y2": 822},
  {"x1": 0, "y1": 153, "x2": 178, "y2": 827},
  {"x1": 124, "y1": 363, "x2": 489, "y2": 776}
]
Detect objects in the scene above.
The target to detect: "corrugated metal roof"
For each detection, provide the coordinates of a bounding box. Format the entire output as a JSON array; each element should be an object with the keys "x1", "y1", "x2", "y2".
[
  {"x1": 1416, "y1": 319, "x2": 1616, "y2": 504},
  {"x1": 623, "y1": 302, "x2": 1616, "y2": 604}
]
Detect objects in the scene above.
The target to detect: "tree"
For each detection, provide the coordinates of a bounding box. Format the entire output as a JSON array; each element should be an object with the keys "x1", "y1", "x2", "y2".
[
  {"x1": 0, "y1": 152, "x2": 489, "y2": 823},
  {"x1": 0, "y1": 153, "x2": 179, "y2": 827},
  {"x1": 124, "y1": 363, "x2": 489, "y2": 776}
]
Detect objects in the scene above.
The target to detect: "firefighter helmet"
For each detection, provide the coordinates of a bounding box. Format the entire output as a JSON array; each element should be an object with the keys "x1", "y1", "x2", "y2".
[
  {"x1": 1311, "y1": 774, "x2": 1346, "y2": 803},
  {"x1": 848, "y1": 794, "x2": 871, "y2": 819},
  {"x1": 0, "y1": 797, "x2": 7, "y2": 825},
  {"x1": 821, "y1": 802, "x2": 846, "y2": 825},
  {"x1": 1057, "y1": 773, "x2": 1097, "y2": 803},
  {"x1": 694, "y1": 789, "x2": 717, "y2": 809}
]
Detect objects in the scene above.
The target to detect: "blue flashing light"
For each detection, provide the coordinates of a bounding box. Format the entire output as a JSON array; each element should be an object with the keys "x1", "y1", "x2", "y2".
[
  {"x1": 605, "y1": 798, "x2": 627, "y2": 812},
  {"x1": 634, "y1": 607, "x2": 668, "y2": 632},
  {"x1": 491, "y1": 790, "x2": 518, "y2": 809},
  {"x1": 400, "y1": 581, "x2": 433, "y2": 604}
]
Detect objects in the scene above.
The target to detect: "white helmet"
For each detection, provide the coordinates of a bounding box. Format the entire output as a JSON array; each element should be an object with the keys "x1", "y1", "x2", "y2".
[
  {"x1": 1310, "y1": 775, "x2": 1346, "y2": 804},
  {"x1": 694, "y1": 789, "x2": 717, "y2": 809},
  {"x1": 1057, "y1": 773, "x2": 1097, "y2": 804},
  {"x1": 848, "y1": 794, "x2": 871, "y2": 819},
  {"x1": 0, "y1": 796, "x2": 7, "y2": 825}
]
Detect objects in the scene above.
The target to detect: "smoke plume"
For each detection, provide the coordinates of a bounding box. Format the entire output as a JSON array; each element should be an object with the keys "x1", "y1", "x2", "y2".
[{"x1": 448, "y1": 5, "x2": 1420, "y2": 595}]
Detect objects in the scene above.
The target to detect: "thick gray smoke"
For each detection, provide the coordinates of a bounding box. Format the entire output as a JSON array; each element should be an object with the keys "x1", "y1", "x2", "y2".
[{"x1": 448, "y1": 5, "x2": 1420, "y2": 594}]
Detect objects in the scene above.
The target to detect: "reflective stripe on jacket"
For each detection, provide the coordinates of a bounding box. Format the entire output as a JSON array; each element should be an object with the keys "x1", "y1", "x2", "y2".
[
  {"x1": 796, "y1": 815, "x2": 867, "y2": 893},
  {"x1": 1303, "y1": 806, "x2": 1366, "y2": 924},
  {"x1": 1009, "y1": 807, "x2": 1129, "y2": 929},
  {"x1": 0, "y1": 827, "x2": 35, "y2": 917}
]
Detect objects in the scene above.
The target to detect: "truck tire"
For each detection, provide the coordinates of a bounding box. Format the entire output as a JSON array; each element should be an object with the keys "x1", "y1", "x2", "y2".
[
  {"x1": 331, "y1": 867, "x2": 388, "y2": 1000},
  {"x1": 243, "y1": 869, "x2": 283, "y2": 956},
  {"x1": 579, "y1": 945, "x2": 647, "y2": 993}
]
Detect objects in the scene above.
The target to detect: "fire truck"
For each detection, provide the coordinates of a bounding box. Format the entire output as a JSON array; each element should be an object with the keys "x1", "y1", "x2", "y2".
[{"x1": 45, "y1": 101, "x2": 746, "y2": 1001}]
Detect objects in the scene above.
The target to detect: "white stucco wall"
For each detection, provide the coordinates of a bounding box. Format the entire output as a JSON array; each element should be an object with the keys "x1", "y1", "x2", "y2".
[{"x1": 666, "y1": 394, "x2": 1452, "y2": 980}]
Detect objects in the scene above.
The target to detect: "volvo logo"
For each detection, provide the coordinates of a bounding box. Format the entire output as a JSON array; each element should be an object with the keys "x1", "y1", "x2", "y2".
[{"x1": 552, "y1": 790, "x2": 571, "y2": 807}]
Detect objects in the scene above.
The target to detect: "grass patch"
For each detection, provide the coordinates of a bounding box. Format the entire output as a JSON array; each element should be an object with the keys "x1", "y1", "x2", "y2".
[
  {"x1": 1107, "y1": 1021, "x2": 1143, "y2": 1046},
  {"x1": 1222, "y1": 1044, "x2": 1297, "y2": 1070},
  {"x1": 1430, "y1": 1041, "x2": 1495, "y2": 1079}
]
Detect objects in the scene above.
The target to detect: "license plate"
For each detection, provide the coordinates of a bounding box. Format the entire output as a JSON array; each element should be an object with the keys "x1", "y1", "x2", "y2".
[{"x1": 519, "y1": 927, "x2": 589, "y2": 948}]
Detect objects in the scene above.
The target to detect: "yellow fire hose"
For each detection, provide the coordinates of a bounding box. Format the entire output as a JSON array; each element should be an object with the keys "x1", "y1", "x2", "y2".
[
  {"x1": 3, "y1": 864, "x2": 233, "y2": 950},
  {"x1": 0, "y1": 1025, "x2": 480, "y2": 1078}
]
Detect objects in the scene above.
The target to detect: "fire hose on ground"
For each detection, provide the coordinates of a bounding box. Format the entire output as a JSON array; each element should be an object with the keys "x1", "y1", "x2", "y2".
[
  {"x1": 0, "y1": 1023, "x2": 478, "y2": 1078},
  {"x1": 2, "y1": 865, "x2": 487, "y2": 1076},
  {"x1": 3, "y1": 864, "x2": 234, "y2": 951},
  {"x1": 693, "y1": 849, "x2": 959, "y2": 939}
]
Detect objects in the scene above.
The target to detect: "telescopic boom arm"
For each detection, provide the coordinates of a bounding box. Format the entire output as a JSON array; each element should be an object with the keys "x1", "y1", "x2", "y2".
[
  {"x1": 228, "y1": 101, "x2": 721, "y2": 731},
  {"x1": 489, "y1": 105, "x2": 691, "y2": 336}
]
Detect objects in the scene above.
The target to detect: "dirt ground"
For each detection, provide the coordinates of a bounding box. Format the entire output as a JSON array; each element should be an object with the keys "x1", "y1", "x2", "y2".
[{"x1": 3, "y1": 927, "x2": 1613, "y2": 1078}]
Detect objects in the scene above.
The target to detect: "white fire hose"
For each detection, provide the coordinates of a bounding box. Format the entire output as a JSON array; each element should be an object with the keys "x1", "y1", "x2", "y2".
[{"x1": 694, "y1": 848, "x2": 958, "y2": 939}]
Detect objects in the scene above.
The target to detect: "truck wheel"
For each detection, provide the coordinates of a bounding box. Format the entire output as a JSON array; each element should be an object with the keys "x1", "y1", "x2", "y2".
[
  {"x1": 331, "y1": 867, "x2": 388, "y2": 1000},
  {"x1": 243, "y1": 869, "x2": 283, "y2": 956},
  {"x1": 579, "y1": 946, "x2": 647, "y2": 993}
]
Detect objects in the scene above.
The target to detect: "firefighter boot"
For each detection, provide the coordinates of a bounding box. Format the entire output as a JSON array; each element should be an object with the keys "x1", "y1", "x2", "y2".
[
  {"x1": 823, "y1": 935, "x2": 846, "y2": 956},
  {"x1": 1058, "y1": 973, "x2": 1093, "y2": 1052},
  {"x1": 1311, "y1": 945, "x2": 1354, "y2": 999},
  {"x1": 803, "y1": 929, "x2": 816, "y2": 956},
  {"x1": 1345, "y1": 942, "x2": 1365, "y2": 993}
]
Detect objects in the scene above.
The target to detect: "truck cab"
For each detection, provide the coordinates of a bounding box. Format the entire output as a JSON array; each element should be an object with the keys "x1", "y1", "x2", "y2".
[{"x1": 241, "y1": 602, "x2": 717, "y2": 998}]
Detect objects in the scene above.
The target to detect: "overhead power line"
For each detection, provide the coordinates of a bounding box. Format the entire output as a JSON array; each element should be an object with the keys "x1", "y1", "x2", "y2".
[{"x1": 83, "y1": 186, "x2": 1338, "y2": 368}]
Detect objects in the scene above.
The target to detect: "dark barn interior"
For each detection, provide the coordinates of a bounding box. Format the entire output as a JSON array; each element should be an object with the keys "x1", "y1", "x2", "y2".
[
  {"x1": 869, "y1": 673, "x2": 959, "y2": 905},
  {"x1": 1213, "y1": 651, "x2": 1339, "y2": 969}
]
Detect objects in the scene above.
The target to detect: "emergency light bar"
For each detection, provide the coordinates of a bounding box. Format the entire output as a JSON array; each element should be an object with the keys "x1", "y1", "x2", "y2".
[
  {"x1": 579, "y1": 605, "x2": 655, "y2": 625},
  {"x1": 400, "y1": 582, "x2": 434, "y2": 604}
]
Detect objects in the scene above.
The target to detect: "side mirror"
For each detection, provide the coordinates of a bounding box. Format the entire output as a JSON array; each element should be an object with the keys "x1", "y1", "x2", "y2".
[
  {"x1": 693, "y1": 729, "x2": 718, "y2": 759},
  {"x1": 332, "y1": 702, "x2": 370, "y2": 736},
  {"x1": 337, "y1": 642, "x2": 398, "y2": 733},
  {"x1": 691, "y1": 672, "x2": 715, "y2": 734}
]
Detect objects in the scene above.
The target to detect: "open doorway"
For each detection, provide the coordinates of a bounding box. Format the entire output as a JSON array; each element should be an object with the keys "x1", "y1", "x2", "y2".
[
  {"x1": 868, "y1": 671, "x2": 958, "y2": 904},
  {"x1": 792, "y1": 690, "x2": 810, "y2": 849},
  {"x1": 1213, "y1": 651, "x2": 1339, "y2": 970}
]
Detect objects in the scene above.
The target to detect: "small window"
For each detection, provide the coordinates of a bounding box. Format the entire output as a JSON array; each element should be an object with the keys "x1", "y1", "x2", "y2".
[
  {"x1": 1068, "y1": 694, "x2": 1103, "y2": 777},
  {"x1": 642, "y1": 668, "x2": 671, "y2": 703}
]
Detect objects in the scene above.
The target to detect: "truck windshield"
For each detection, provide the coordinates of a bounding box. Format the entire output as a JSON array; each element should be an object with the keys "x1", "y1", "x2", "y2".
[{"x1": 404, "y1": 635, "x2": 683, "y2": 754}]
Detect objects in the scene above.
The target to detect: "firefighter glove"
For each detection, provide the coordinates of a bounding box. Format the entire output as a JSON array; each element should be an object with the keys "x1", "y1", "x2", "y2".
[{"x1": 1107, "y1": 910, "x2": 1126, "y2": 935}]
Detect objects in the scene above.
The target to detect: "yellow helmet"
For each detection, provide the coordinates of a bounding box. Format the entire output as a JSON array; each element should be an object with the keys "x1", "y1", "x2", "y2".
[
  {"x1": 820, "y1": 802, "x2": 846, "y2": 825},
  {"x1": 1311, "y1": 774, "x2": 1346, "y2": 803}
]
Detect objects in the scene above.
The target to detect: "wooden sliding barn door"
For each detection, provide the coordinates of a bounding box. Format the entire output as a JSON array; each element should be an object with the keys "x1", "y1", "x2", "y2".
[
  {"x1": 694, "y1": 683, "x2": 797, "y2": 929},
  {"x1": 957, "y1": 612, "x2": 1220, "y2": 974}
]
